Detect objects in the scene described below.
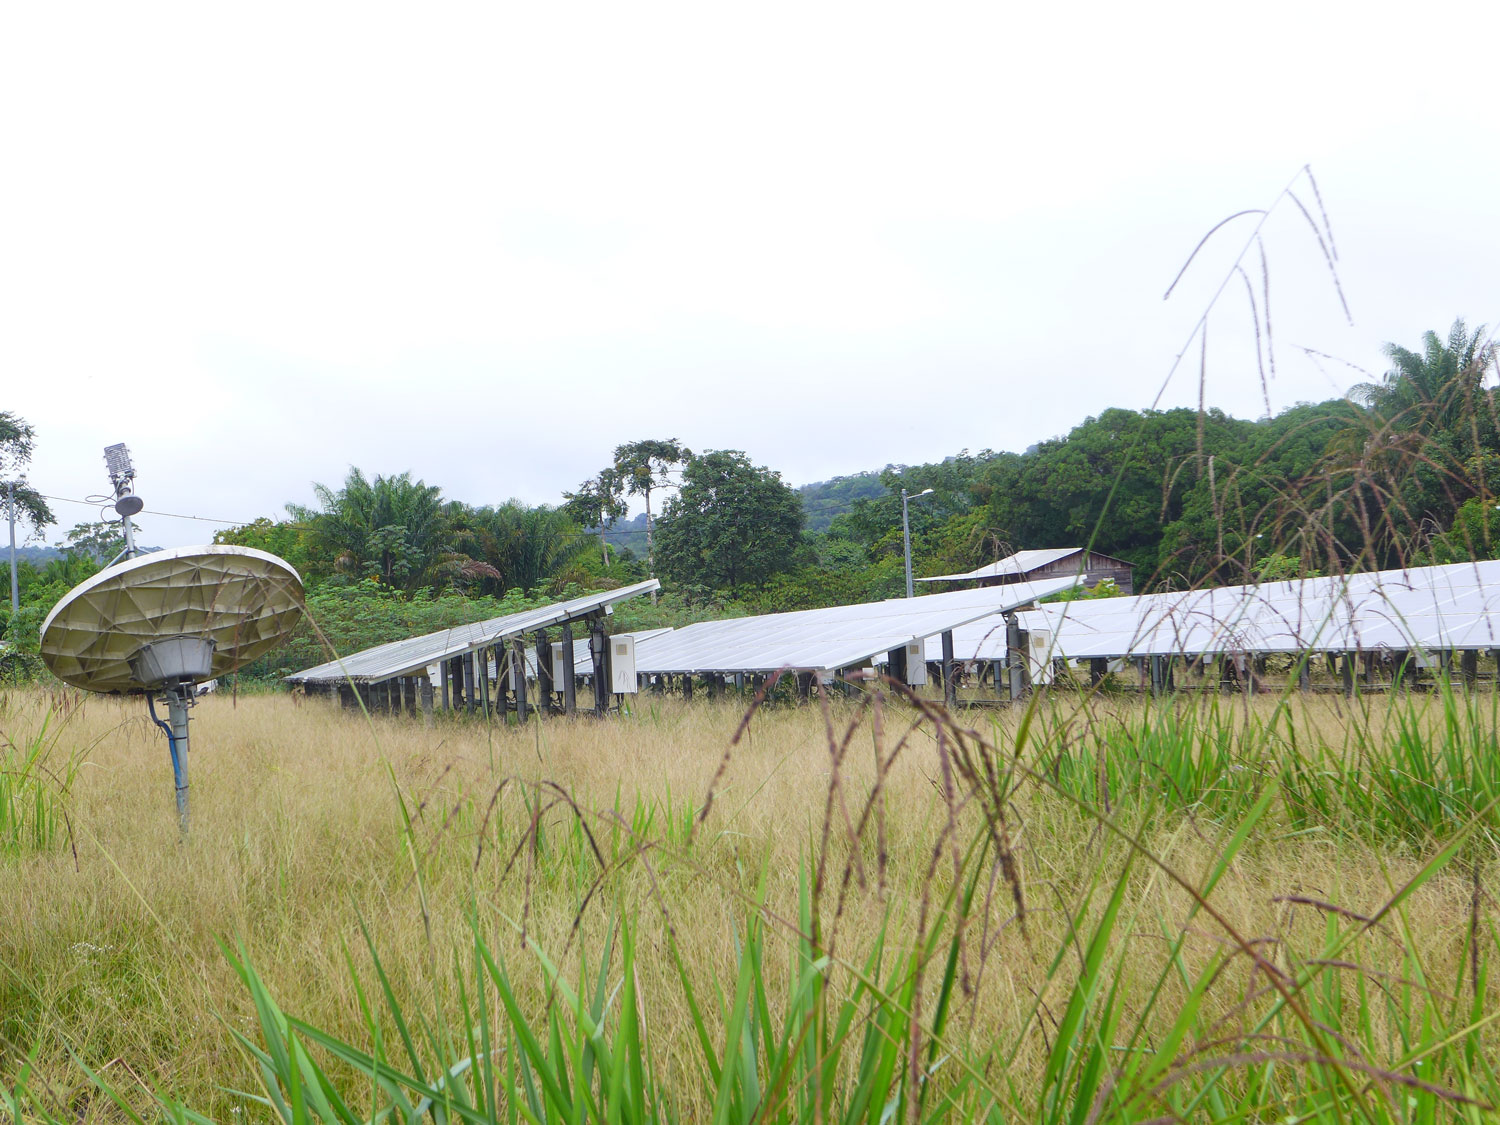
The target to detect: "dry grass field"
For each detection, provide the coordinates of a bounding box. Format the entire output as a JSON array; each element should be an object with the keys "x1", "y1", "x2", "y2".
[{"x1": 2, "y1": 681, "x2": 1499, "y2": 1122}]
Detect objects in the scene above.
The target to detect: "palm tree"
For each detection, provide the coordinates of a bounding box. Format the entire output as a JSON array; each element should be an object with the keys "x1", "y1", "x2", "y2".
[
  {"x1": 447, "y1": 502, "x2": 591, "y2": 595},
  {"x1": 290, "y1": 469, "x2": 449, "y2": 590},
  {"x1": 1349, "y1": 319, "x2": 1495, "y2": 432},
  {"x1": 1340, "y1": 320, "x2": 1499, "y2": 566}
]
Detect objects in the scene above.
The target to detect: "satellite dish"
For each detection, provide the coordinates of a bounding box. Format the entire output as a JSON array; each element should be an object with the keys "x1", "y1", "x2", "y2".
[
  {"x1": 41, "y1": 545, "x2": 304, "y2": 693},
  {"x1": 41, "y1": 544, "x2": 305, "y2": 832}
]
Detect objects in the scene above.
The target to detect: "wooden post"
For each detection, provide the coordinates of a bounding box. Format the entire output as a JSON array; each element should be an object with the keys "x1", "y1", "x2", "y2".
[
  {"x1": 462, "y1": 653, "x2": 476, "y2": 713},
  {"x1": 339, "y1": 684, "x2": 357, "y2": 710},
  {"x1": 941, "y1": 630, "x2": 957, "y2": 709},
  {"x1": 683, "y1": 675, "x2": 694, "y2": 701},
  {"x1": 1298, "y1": 655, "x2": 1311, "y2": 692},
  {"x1": 707, "y1": 674, "x2": 720, "y2": 701},
  {"x1": 439, "y1": 660, "x2": 450, "y2": 711},
  {"x1": 420, "y1": 676, "x2": 434, "y2": 728},
  {"x1": 535, "y1": 627, "x2": 553, "y2": 714},
  {"x1": 513, "y1": 637, "x2": 529, "y2": 721},
  {"x1": 1090, "y1": 658, "x2": 1107, "y2": 687},
  {"x1": 1341, "y1": 652, "x2": 1355, "y2": 697},
  {"x1": 796, "y1": 673, "x2": 810, "y2": 702},
  {"x1": 561, "y1": 628, "x2": 577, "y2": 716},
  {"x1": 1461, "y1": 648, "x2": 1478, "y2": 688}
]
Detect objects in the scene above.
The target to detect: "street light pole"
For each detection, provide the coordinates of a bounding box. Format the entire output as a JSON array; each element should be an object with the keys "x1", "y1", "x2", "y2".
[{"x1": 901, "y1": 487, "x2": 934, "y2": 598}]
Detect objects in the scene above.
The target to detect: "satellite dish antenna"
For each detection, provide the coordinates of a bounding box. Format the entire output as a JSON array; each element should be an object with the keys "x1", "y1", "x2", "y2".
[{"x1": 40, "y1": 448, "x2": 304, "y2": 834}]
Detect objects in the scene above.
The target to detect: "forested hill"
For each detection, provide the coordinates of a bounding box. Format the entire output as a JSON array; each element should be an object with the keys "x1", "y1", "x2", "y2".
[{"x1": 797, "y1": 472, "x2": 886, "y2": 533}]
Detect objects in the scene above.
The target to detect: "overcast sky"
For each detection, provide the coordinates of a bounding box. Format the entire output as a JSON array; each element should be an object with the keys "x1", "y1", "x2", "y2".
[{"x1": 4, "y1": 2, "x2": 1497, "y2": 548}]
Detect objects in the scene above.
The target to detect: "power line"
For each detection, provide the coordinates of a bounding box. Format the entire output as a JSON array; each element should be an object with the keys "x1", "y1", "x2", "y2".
[{"x1": 37, "y1": 493, "x2": 251, "y2": 526}]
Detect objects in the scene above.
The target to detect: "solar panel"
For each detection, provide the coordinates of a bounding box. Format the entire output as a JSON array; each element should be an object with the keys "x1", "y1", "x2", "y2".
[
  {"x1": 999, "y1": 561, "x2": 1500, "y2": 663},
  {"x1": 285, "y1": 579, "x2": 661, "y2": 684},
  {"x1": 632, "y1": 579, "x2": 1075, "y2": 675}
]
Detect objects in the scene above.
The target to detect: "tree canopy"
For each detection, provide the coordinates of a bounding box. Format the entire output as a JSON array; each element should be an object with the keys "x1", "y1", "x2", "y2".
[
  {"x1": 611, "y1": 438, "x2": 691, "y2": 579},
  {"x1": 655, "y1": 450, "x2": 804, "y2": 591},
  {"x1": 0, "y1": 411, "x2": 56, "y2": 535}
]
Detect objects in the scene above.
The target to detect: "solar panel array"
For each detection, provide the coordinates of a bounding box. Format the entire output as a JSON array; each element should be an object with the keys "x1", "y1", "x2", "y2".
[
  {"x1": 919, "y1": 561, "x2": 1500, "y2": 664},
  {"x1": 632, "y1": 579, "x2": 1076, "y2": 675},
  {"x1": 285, "y1": 579, "x2": 660, "y2": 685}
]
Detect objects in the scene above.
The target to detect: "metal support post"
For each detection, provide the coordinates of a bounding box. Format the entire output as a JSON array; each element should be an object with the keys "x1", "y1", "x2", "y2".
[
  {"x1": 887, "y1": 646, "x2": 906, "y2": 686},
  {"x1": 1006, "y1": 615, "x2": 1025, "y2": 701},
  {"x1": 151, "y1": 686, "x2": 193, "y2": 836},
  {"x1": 535, "y1": 628, "x2": 553, "y2": 713},
  {"x1": 420, "y1": 677, "x2": 434, "y2": 727},
  {"x1": 513, "y1": 638, "x2": 529, "y2": 721},
  {"x1": 1090, "y1": 658, "x2": 1107, "y2": 687},
  {"x1": 941, "y1": 629, "x2": 957, "y2": 709},
  {"x1": 476, "y1": 650, "x2": 490, "y2": 719},
  {"x1": 590, "y1": 615, "x2": 609, "y2": 716},
  {"x1": 561, "y1": 628, "x2": 577, "y2": 715}
]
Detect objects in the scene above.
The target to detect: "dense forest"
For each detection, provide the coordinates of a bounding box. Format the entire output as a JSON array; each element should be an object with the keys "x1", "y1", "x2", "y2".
[{"x1": 4, "y1": 319, "x2": 1498, "y2": 679}]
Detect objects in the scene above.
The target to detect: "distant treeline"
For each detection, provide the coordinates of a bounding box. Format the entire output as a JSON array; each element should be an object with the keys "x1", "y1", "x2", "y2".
[{"x1": 5, "y1": 319, "x2": 1497, "y2": 676}]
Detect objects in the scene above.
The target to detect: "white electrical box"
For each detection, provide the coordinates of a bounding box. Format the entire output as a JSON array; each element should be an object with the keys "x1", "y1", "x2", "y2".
[
  {"x1": 906, "y1": 641, "x2": 927, "y2": 686},
  {"x1": 1027, "y1": 629, "x2": 1055, "y2": 685},
  {"x1": 551, "y1": 641, "x2": 567, "y2": 680},
  {"x1": 610, "y1": 635, "x2": 638, "y2": 693}
]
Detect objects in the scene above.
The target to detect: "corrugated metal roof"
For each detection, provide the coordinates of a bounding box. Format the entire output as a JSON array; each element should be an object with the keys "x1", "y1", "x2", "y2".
[
  {"x1": 285, "y1": 580, "x2": 660, "y2": 684},
  {"x1": 916, "y1": 548, "x2": 1085, "y2": 584},
  {"x1": 631, "y1": 579, "x2": 1075, "y2": 675}
]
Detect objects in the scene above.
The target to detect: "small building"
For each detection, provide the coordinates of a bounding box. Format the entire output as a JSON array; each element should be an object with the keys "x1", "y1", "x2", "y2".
[{"x1": 917, "y1": 547, "x2": 1134, "y2": 595}]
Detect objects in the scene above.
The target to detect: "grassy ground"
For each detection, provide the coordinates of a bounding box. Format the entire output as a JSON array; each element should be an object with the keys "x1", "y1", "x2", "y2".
[{"x1": 2, "y1": 682, "x2": 1498, "y2": 1121}]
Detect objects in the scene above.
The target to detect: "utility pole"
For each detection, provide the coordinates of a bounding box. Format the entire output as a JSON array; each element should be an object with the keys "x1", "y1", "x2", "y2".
[
  {"x1": 901, "y1": 487, "x2": 934, "y2": 598},
  {"x1": 7, "y1": 481, "x2": 18, "y2": 615}
]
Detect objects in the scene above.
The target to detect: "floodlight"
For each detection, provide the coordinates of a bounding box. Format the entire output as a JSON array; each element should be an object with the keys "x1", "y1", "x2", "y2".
[
  {"x1": 104, "y1": 443, "x2": 135, "y2": 479},
  {"x1": 101, "y1": 441, "x2": 143, "y2": 559}
]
